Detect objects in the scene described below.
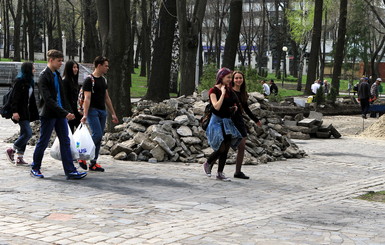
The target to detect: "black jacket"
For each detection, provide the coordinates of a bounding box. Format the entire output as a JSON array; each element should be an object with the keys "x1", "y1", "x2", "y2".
[
  {"x1": 37, "y1": 67, "x2": 72, "y2": 118},
  {"x1": 62, "y1": 76, "x2": 81, "y2": 117},
  {"x1": 11, "y1": 78, "x2": 39, "y2": 122},
  {"x1": 358, "y1": 81, "x2": 371, "y2": 100}
]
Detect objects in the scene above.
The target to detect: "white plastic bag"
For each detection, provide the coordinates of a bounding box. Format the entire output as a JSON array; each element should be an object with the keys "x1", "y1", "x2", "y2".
[
  {"x1": 73, "y1": 124, "x2": 96, "y2": 160},
  {"x1": 50, "y1": 124, "x2": 80, "y2": 160}
]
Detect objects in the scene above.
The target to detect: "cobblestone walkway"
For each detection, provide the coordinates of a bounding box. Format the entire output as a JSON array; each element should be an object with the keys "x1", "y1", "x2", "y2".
[{"x1": 1, "y1": 117, "x2": 385, "y2": 245}]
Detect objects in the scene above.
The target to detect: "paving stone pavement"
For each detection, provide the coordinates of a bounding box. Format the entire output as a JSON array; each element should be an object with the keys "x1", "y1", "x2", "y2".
[{"x1": 1, "y1": 117, "x2": 385, "y2": 245}]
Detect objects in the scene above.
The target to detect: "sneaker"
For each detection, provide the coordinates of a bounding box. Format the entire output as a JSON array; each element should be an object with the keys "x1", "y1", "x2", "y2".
[
  {"x1": 216, "y1": 172, "x2": 231, "y2": 182},
  {"x1": 78, "y1": 160, "x2": 88, "y2": 170},
  {"x1": 203, "y1": 161, "x2": 211, "y2": 177},
  {"x1": 234, "y1": 171, "x2": 250, "y2": 179},
  {"x1": 15, "y1": 157, "x2": 28, "y2": 165},
  {"x1": 67, "y1": 171, "x2": 87, "y2": 180},
  {"x1": 89, "y1": 163, "x2": 105, "y2": 172},
  {"x1": 30, "y1": 169, "x2": 44, "y2": 178},
  {"x1": 5, "y1": 148, "x2": 15, "y2": 163}
]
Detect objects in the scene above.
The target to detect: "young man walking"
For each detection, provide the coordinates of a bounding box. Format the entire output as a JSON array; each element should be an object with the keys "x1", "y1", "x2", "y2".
[
  {"x1": 79, "y1": 56, "x2": 118, "y2": 172},
  {"x1": 31, "y1": 49, "x2": 87, "y2": 179}
]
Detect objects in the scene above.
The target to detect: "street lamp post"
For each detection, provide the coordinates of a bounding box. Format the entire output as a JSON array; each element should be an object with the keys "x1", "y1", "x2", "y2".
[{"x1": 282, "y1": 46, "x2": 288, "y2": 88}]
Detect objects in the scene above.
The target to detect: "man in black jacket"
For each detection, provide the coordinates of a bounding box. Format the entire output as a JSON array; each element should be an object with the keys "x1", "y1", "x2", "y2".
[
  {"x1": 30, "y1": 49, "x2": 87, "y2": 179},
  {"x1": 358, "y1": 77, "x2": 371, "y2": 119}
]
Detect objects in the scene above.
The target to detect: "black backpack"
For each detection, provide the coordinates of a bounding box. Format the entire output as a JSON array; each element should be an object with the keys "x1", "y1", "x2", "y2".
[{"x1": 0, "y1": 86, "x2": 15, "y2": 119}]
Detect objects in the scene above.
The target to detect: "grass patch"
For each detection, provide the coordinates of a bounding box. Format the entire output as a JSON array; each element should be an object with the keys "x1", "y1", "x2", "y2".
[
  {"x1": 131, "y1": 68, "x2": 148, "y2": 97},
  {"x1": 356, "y1": 191, "x2": 385, "y2": 203}
]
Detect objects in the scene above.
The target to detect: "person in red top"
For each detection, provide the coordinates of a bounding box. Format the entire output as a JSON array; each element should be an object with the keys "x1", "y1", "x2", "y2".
[{"x1": 203, "y1": 67, "x2": 242, "y2": 181}]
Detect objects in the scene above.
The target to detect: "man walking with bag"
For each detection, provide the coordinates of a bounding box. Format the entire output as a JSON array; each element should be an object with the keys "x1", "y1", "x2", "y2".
[
  {"x1": 79, "y1": 56, "x2": 118, "y2": 172},
  {"x1": 31, "y1": 49, "x2": 87, "y2": 179}
]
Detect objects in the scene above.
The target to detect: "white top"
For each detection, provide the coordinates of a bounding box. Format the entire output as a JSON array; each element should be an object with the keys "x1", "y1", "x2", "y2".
[
  {"x1": 311, "y1": 83, "x2": 321, "y2": 94},
  {"x1": 263, "y1": 83, "x2": 270, "y2": 95}
]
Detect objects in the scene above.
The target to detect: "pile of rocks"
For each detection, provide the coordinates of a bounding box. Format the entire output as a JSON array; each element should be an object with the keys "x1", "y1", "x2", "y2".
[
  {"x1": 99, "y1": 92, "x2": 306, "y2": 164},
  {"x1": 283, "y1": 111, "x2": 342, "y2": 140}
]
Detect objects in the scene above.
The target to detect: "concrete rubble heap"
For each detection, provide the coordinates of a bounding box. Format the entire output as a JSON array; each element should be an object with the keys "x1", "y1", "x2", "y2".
[
  {"x1": 283, "y1": 111, "x2": 342, "y2": 140},
  {"x1": 99, "y1": 91, "x2": 306, "y2": 164}
]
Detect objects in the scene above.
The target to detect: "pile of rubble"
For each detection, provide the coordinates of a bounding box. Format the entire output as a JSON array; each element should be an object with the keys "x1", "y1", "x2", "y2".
[
  {"x1": 283, "y1": 111, "x2": 342, "y2": 140},
  {"x1": 99, "y1": 92, "x2": 306, "y2": 164}
]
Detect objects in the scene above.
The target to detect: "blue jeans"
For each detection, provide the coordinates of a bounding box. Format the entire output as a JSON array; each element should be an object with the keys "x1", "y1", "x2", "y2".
[
  {"x1": 14, "y1": 120, "x2": 32, "y2": 154},
  {"x1": 32, "y1": 117, "x2": 76, "y2": 175},
  {"x1": 87, "y1": 108, "x2": 107, "y2": 162}
]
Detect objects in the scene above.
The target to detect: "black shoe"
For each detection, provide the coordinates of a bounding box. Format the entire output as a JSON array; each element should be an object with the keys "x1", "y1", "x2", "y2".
[
  {"x1": 362, "y1": 114, "x2": 367, "y2": 119},
  {"x1": 89, "y1": 163, "x2": 105, "y2": 172},
  {"x1": 234, "y1": 171, "x2": 250, "y2": 179},
  {"x1": 78, "y1": 160, "x2": 88, "y2": 170},
  {"x1": 67, "y1": 171, "x2": 87, "y2": 180}
]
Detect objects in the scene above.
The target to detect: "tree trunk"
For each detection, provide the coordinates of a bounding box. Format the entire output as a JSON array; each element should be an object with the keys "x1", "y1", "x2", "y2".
[
  {"x1": 95, "y1": 0, "x2": 132, "y2": 131},
  {"x1": 139, "y1": 0, "x2": 149, "y2": 76},
  {"x1": 222, "y1": 0, "x2": 242, "y2": 70},
  {"x1": 305, "y1": 0, "x2": 323, "y2": 95},
  {"x1": 331, "y1": 0, "x2": 348, "y2": 98},
  {"x1": 177, "y1": 0, "x2": 207, "y2": 96},
  {"x1": 24, "y1": 0, "x2": 35, "y2": 61},
  {"x1": 82, "y1": 0, "x2": 100, "y2": 63},
  {"x1": 55, "y1": 0, "x2": 62, "y2": 51},
  {"x1": 10, "y1": 0, "x2": 23, "y2": 61},
  {"x1": 143, "y1": 0, "x2": 177, "y2": 102}
]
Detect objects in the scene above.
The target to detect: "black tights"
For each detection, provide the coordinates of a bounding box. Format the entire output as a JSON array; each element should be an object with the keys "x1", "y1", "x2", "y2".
[{"x1": 207, "y1": 135, "x2": 231, "y2": 173}]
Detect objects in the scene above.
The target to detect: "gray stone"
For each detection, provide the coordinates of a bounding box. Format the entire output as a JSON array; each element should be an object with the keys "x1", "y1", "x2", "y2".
[
  {"x1": 127, "y1": 152, "x2": 138, "y2": 161},
  {"x1": 150, "y1": 103, "x2": 177, "y2": 116},
  {"x1": 129, "y1": 122, "x2": 147, "y2": 132},
  {"x1": 181, "y1": 137, "x2": 201, "y2": 145},
  {"x1": 114, "y1": 152, "x2": 127, "y2": 160},
  {"x1": 153, "y1": 136, "x2": 174, "y2": 156},
  {"x1": 174, "y1": 115, "x2": 189, "y2": 124},
  {"x1": 308, "y1": 111, "x2": 323, "y2": 120},
  {"x1": 176, "y1": 126, "x2": 192, "y2": 137},
  {"x1": 150, "y1": 132, "x2": 176, "y2": 149},
  {"x1": 298, "y1": 118, "x2": 317, "y2": 127},
  {"x1": 150, "y1": 145, "x2": 166, "y2": 161}
]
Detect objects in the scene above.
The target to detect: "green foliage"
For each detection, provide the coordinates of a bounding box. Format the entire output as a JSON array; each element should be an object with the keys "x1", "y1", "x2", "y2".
[
  {"x1": 267, "y1": 93, "x2": 283, "y2": 103},
  {"x1": 286, "y1": 1, "x2": 313, "y2": 43},
  {"x1": 198, "y1": 63, "x2": 217, "y2": 92}
]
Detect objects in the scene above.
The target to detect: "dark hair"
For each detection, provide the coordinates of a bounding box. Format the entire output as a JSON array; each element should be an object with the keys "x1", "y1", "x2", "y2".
[
  {"x1": 231, "y1": 71, "x2": 248, "y2": 105},
  {"x1": 47, "y1": 49, "x2": 64, "y2": 59},
  {"x1": 17, "y1": 62, "x2": 34, "y2": 85},
  {"x1": 63, "y1": 60, "x2": 79, "y2": 87},
  {"x1": 94, "y1": 56, "x2": 109, "y2": 68}
]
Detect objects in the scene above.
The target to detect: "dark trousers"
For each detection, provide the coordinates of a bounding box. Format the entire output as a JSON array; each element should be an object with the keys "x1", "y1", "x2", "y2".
[
  {"x1": 14, "y1": 120, "x2": 32, "y2": 154},
  {"x1": 32, "y1": 117, "x2": 76, "y2": 175},
  {"x1": 360, "y1": 98, "x2": 370, "y2": 115},
  {"x1": 207, "y1": 135, "x2": 231, "y2": 173}
]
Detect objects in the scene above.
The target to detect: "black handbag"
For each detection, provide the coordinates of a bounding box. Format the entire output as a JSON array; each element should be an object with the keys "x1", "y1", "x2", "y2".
[{"x1": 200, "y1": 103, "x2": 212, "y2": 130}]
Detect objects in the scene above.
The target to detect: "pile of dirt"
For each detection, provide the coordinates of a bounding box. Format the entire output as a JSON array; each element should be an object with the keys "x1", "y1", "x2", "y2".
[{"x1": 360, "y1": 115, "x2": 385, "y2": 139}]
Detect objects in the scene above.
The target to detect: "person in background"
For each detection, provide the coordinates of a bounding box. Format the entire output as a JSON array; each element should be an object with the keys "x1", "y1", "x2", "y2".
[
  {"x1": 311, "y1": 80, "x2": 321, "y2": 95},
  {"x1": 231, "y1": 71, "x2": 262, "y2": 179},
  {"x1": 31, "y1": 49, "x2": 87, "y2": 179},
  {"x1": 5, "y1": 62, "x2": 39, "y2": 165},
  {"x1": 261, "y1": 80, "x2": 270, "y2": 96},
  {"x1": 269, "y1": 79, "x2": 278, "y2": 96},
  {"x1": 323, "y1": 80, "x2": 329, "y2": 95},
  {"x1": 203, "y1": 67, "x2": 242, "y2": 181},
  {"x1": 62, "y1": 60, "x2": 81, "y2": 133},
  {"x1": 79, "y1": 56, "x2": 119, "y2": 172},
  {"x1": 370, "y1": 78, "x2": 382, "y2": 102},
  {"x1": 358, "y1": 77, "x2": 371, "y2": 119}
]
